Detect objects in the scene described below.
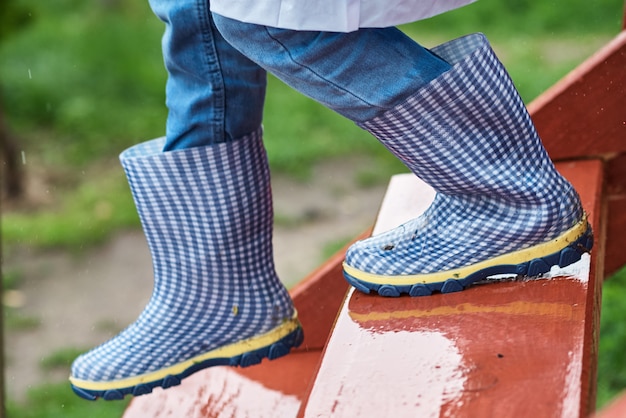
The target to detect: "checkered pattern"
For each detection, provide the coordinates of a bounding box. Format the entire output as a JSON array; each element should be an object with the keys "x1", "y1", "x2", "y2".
[
  {"x1": 345, "y1": 33, "x2": 583, "y2": 276},
  {"x1": 71, "y1": 129, "x2": 295, "y2": 382}
]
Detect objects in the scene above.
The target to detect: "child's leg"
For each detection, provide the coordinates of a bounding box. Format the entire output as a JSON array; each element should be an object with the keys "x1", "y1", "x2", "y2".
[
  {"x1": 213, "y1": 17, "x2": 591, "y2": 296},
  {"x1": 213, "y1": 14, "x2": 451, "y2": 123},
  {"x1": 70, "y1": 1, "x2": 303, "y2": 400},
  {"x1": 151, "y1": 0, "x2": 267, "y2": 149}
]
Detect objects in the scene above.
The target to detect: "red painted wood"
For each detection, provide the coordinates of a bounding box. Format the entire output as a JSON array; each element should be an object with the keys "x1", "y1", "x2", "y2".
[
  {"x1": 605, "y1": 153, "x2": 626, "y2": 276},
  {"x1": 593, "y1": 391, "x2": 626, "y2": 418},
  {"x1": 303, "y1": 281, "x2": 591, "y2": 418},
  {"x1": 528, "y1": 31, "x2": 626, "y2": 161},
  {"x1": 567, "y1": 160, "x2": 606, "y2": 415},
  {"x1": 290, "y1": 230, "x2": 369, "y2": 351},
  {"x1": 299, "y1": 160, "x2": 604, "y2": 418},
  {"x1": 605, "y1": 197, "x2": 626, "y2": 277},
  {"x1": 606, "y1": 153, "x2": 626, "y2": 197},
  {"x1": 123, "y1": 351, "x2": 322, "y2": 418}
]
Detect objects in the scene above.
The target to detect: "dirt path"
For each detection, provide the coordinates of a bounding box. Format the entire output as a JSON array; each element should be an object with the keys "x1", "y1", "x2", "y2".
[{"x1": 3, "y1": 157, "x2": 389, "y2": 402}]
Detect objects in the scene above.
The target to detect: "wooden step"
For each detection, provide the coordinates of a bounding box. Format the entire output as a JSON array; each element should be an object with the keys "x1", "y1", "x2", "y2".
[
  {"x1": 298, "y1": 159, "x2": 605, "y2": 418},
  {"x1": 121, "y1": 351, "x2": 320, "y2": 417}
]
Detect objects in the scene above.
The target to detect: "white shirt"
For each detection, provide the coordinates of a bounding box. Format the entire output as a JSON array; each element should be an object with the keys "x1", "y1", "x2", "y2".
[{"x1": 211, "y1": 0, "x2": 476, "y2": 32}]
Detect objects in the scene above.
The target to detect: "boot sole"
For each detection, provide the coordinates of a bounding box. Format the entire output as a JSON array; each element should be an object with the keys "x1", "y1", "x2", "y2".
[
  {"x1": 69, "y1": 314, "x2": 304, "y2": 401},
  {"x1": 343, "y1": 216, "x2": 593, "y2": 297}
]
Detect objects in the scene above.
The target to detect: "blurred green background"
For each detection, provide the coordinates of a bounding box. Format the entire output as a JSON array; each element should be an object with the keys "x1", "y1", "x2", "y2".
[{"x1": 1, "y1": 0, "x2": 625, "y2": 416}]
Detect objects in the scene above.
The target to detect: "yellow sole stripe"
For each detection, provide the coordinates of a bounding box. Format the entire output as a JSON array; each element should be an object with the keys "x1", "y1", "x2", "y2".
[
  {"x1": 343, "y1": 215, "x2": 589, "y2": 286},
  {"x1": 69, "y1": 313, "x2": 301, "y2": 392}
]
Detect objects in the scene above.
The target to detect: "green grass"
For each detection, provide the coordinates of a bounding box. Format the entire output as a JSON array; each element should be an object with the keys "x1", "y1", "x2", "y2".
[
  {"x1": 6, "y1": 381, "x2": 130, "y2": 418},
  {"x1": 2, "y1": 271, "x2": 41, "y2": 331},
  {"x1": 2, "y1": 167, "x2": 139, "y2": 249},
  {"x1": 0, "y1": 0, "x2": 166, "y2": 166},
  {"x1": 402, "y1": 0, "x2": 622, "y2": 37},
  {"x1": 597, "y1": 266, "x2": 626, "y2": 409},
  {"x1": 39, "y1": 347, "x2": 87, "y2": 371},
  {"x1": 2, "y1": 270, "x2": 22, "y2": 290},
  {"x1": 3, "y1": 308, "x2": 41, "y2": 331},
  {"x1": 40, "y1": 347, "x2": 88, "y2": 371},
  {"x1": 321, "y1": 237, "x2": 354, "y2": 260}
]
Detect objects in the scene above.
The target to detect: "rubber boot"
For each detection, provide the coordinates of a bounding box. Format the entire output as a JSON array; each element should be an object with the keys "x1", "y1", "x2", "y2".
[
  {"x1": 343, "y1": 33, "x2": 593, "y2": 297},
  {"x1": 70, "y1": 129, "x2": 303, "y2": 400}
]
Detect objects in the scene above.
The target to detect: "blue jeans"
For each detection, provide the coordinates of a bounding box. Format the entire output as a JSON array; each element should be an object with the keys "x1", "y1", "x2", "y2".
[
  {"x1": 149, "y1": 0, "x2": 450, "y2": 150},
  {"x1": 149, "y1": 0, "x2": 266, "y2": 150}
]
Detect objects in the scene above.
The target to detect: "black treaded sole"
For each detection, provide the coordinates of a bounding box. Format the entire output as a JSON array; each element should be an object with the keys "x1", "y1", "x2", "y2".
[
  {"x1": 71, "y1": 326, "x2": 304, "y2": 401},
  {"x1": 343, "y1": 227, "x2": 594, "y2": 297}
]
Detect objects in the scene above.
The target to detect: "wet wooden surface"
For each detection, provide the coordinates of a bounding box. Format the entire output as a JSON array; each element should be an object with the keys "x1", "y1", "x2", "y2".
[
  {"x1": 122, "y1": 350, "x2": 322, "y2": 418},
  {"x1": 299, "y1": 160, "x2": 604, "y2": 418}
]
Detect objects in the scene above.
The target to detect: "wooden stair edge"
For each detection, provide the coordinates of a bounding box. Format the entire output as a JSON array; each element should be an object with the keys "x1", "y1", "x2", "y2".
[
  {"x1": 527, "y1": 30, "x2": 626, "y2": 125},
  {"x1": 577, "y1": 159, "x2": 608, "y2": 415},
  {"x1": 298, "y1": 159, "x2": 605, "y2": 418},
  {"x1": 528, "y1": 29, "x2": 626, "y2": 160},
  {"x1": 290, "y1": 229, "x2": 370, "y2": 351}
]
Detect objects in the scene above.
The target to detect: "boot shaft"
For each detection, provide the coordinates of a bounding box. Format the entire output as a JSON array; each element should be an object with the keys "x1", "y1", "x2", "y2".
[
  {"x1": 351, "y1": 34, "x2": 584, "y2": 271},
  {"x1": 119, "y1": 128, "x2": 276, "y2": 281},
  {"x1": 361, "y1": 34, "x2": 562, "y2": 202}
]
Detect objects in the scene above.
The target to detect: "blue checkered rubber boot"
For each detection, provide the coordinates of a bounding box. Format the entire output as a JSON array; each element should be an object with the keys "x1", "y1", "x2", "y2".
[
  {"x1": 70, "y1": 129, "x2": 303, "y2": 400},
  {"x1": 343, "y1": 33, "x2": 593, "y2": 297}
]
